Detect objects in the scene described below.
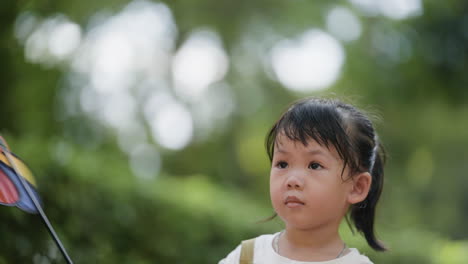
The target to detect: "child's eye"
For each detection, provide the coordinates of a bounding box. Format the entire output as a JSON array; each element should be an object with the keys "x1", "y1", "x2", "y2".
[
  {"x1": 308, "y1": 162, "x2": 322, "y2": 170},
  {"x1": 276, "y1": 161, "x2": 288, "y2": 169}
]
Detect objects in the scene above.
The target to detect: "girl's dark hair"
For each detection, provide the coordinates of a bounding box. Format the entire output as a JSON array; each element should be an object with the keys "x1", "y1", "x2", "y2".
[{"x1": 266, "y1": 97, "x2": 387, "y2": 251}]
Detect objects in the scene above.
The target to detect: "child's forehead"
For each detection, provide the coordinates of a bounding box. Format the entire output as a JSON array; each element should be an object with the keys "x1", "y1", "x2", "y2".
[{"x1": 274, "y1": 133, "x2": 341, "y2": 157}]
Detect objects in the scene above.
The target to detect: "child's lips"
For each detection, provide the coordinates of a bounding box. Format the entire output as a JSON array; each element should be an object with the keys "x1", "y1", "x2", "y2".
[{"x1": 284, "y1": 196, "x2": 305, "y2": 208}]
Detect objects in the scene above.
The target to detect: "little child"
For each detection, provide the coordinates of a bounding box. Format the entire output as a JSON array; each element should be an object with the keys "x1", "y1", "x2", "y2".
[{"x1": 219, "y1": 97, "x2": 386, "y2": 263}]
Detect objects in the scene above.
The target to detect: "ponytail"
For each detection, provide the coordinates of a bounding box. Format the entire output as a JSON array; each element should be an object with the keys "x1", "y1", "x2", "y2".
[{"x1": 350, "y1": 141, "x2": 387, "y2": 251}]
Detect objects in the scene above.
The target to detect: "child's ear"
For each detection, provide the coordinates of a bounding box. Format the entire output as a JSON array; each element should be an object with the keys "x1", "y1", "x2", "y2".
[{"x1": 347, "y1": 172, "x2": 372, "y2": 204}]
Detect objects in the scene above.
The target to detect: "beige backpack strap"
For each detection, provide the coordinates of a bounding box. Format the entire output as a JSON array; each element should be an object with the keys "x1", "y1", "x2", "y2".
[{"x1": 239, "y1": 238, "x2": 255, "y2": 264}]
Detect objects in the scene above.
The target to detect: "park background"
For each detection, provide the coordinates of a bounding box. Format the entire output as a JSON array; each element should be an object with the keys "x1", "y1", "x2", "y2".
[{"x1": 1, "y1": 0, "x2": 468, "y2": 263}]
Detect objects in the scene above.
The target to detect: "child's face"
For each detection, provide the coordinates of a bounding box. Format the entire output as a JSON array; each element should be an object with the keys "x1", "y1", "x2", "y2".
[{"x1": 270, "y1": 134, "x2": 353, "y2": 231}]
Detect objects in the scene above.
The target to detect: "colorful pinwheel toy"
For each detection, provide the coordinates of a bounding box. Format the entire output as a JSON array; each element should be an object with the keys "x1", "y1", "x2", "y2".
[
  {"x1": 0, "y1": 136, "x2": 42, "y2": 213},
  {"x1": 0, "y1": 135, "x2": 73, "y2": 264}
]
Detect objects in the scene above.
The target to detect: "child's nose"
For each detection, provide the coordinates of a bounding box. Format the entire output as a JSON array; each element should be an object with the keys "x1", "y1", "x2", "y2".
[{"x1": 286, "y1": 174, "x2": 304, "y2": 190}]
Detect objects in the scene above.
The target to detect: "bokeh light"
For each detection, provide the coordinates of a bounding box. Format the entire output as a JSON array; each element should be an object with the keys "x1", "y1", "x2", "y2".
[
  {"x1": 270, "y1": 29, "x2": 345, "y2": 92},
  {"x1": 148, "y1": 101, "x2": 193, "y2": 150},
  {"x1": 378, "y1": 0, "x2": 423, "y2": 20},
  {"x1": 129, "y1": 144, "x2": 161, "y2": 180},
  {"x1": 326, "y1": 6, "x2": 362, "y2": 43},
  {"x1": 349, "y1": 0, "x2": 423, "y2": 19},
  {"x1": 19, "y1": 14, "x2": 81, "y2": 65},
  {"x1": 172, "y1": 29, "x2": 229, "y2": 101}
]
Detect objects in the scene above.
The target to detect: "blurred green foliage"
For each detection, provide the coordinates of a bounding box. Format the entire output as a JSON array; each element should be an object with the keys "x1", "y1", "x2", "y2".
[{"x1": 1, "y1": 0, "x2": 468, "y2": 263}]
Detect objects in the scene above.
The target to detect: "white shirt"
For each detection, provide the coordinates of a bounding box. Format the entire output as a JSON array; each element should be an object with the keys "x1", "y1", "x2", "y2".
[{"x1": 219, "y1": 233, "x2": 373, "y2": 264}]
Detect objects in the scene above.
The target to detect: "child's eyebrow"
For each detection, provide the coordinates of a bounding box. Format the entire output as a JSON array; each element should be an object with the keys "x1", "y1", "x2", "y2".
[{"x1": 306, "y1": 149, "x2": 327, "y2": 156}]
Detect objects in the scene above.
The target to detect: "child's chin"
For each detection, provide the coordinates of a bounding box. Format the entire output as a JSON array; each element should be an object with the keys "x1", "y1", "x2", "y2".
[{"x1": 282, "y1": 216, "x2": 317, "y2": 230}]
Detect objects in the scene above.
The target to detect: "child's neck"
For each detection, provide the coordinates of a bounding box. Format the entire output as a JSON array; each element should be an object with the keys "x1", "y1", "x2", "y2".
[{"x1": 279, "y1": 224, "x2": 346, "y2": 262}]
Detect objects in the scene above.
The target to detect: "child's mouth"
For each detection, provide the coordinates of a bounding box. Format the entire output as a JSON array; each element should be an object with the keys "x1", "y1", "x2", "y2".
[{"x1": 284, "y1": 196, "x2": 305, "y2": 207}]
